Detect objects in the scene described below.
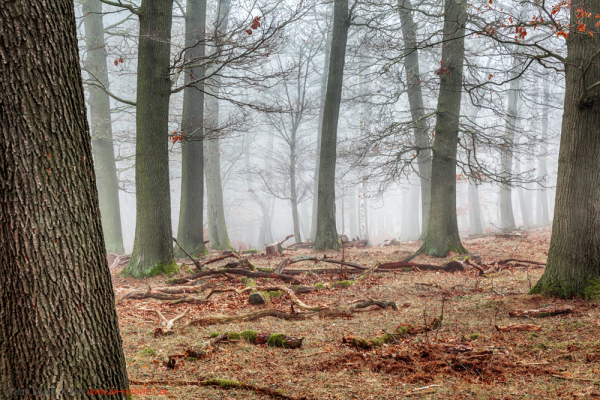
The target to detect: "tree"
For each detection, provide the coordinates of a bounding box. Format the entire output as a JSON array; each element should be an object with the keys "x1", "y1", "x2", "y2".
[
  {"x1": 314, "y1": 0, "x2": 351, "y2": 251},
  {"x1": 0, "y1": 0, "x2": 129, "y2": 393},
  {"x1": 398, "y1": 0, "x2": 432, "y2": 239},
  {"x1": 418, "y1": 0, "x2": 468, "y2": 257},
  {"x1": 176, "y1": 0, "x2": 209, "y2": 257},
  {"x1": 83, "y1": 0, "x2": 125, "y2": 255},
  {"x1": 122, "y1": 0, "x2": 178, "y2": 277},
  {"x1": 531, "y1": 1, "x2": 600, "y2": 298},
  {"x1": 204, "y1": 0, "x2": 235, "y2": 251}
]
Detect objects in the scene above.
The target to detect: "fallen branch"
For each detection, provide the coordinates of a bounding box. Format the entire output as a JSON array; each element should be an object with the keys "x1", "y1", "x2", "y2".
[
  {"x1": 140, "y1": 308, "x2": 190, "y2": 336},
  {"x1": 495, "y1": 324, "x2": 542, "y2": 332},
  {"x1": 342, "y1": 332, "x2": 393, "y2": 349},
  {"x1": 348, "y1": 299, "x2": 398, "y2": 311},
  {"x1": 266, "y1": 234, "x2": 296, "y2": 255},
  {"x1": 378, "y1": 260, "x2": 465, "y2": 272},
  {"x1": 185, "y1": 308, "x2": 351, "y2": 327},
  {"x1": 172, "y1": 237, "x2": 202, "y2": 270},
  {"x1": 205, "y1": 285, "x2": 325, "y2": 311},
  {"x1": 509, "y1": 305, "x2": 574, "y2": 318},
  {"x1": 116, "y1": 290, "x2": 208, "y2": 305},
  {"x1": 497, "y1": 258, "x2": 546, "y2": 266},
  {"x1": 166, "y1": 268, "x2": 300, "y2": 285},
  {"x1": 129, "y1": 378, "x2": 304, "y2": 400},
  {"x1": 208, "y1": 330, "x2": 304, "y2": 349}
]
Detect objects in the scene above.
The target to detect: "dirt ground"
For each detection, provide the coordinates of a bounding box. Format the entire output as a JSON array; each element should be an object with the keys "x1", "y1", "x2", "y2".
[{"x1": 111, "y1": 226, "x2": 600, "y2": 399}]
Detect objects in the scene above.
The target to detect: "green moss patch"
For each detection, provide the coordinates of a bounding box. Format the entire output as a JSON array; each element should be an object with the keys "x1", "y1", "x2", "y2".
[{"x1": 331, "y1": 280, "x2": 355, "y2": 288}]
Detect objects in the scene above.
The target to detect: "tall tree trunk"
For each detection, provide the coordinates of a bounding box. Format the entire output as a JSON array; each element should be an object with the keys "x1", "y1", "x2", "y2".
[
  {"x1": 310, "y1": 29, "x2": 332, "y2": 241},
  {"x1": 400, "y1": 176, "x2": 421, "y2": 240},
  {"x1": 531, "y1": 2, "x2": 600, "y2": 298},
  {"x1": 204, "y1": 0, "x2": 234, "y2": 251},
  {"x1": 300, "y1": 200, "x2": 310, "y2": 240},
  {"x1": 348, "y1": 184, "x2": 358, "y2": 239},
  {"x1": 124, "y1": 0, "x2": 176, "y2": 277},
  {"x1": 468, "y1": 179, "x2": 484, "y2": 234},
  {"x1": 123, "y1": 0, "x2": 177, "y2": 278},
  {"x1": 83, "y1": 0, "x2": 125, "y2": 255},
  {"x1": 0, "y1": 0, "x2": 129, "y2": 393},
  {"x1": 398, "y1": 0, "x2": 432, "y2": 239},
  {"x1": 536, "y1": 80, "x2": 550, "y2": 226},
  {"x1": 290, "y1": 128, "x2": 302, "y2": 243},
  {"x1": 314, "y1": 0, "x2": 350, "y2": 251},
  {"x1": 499, "y1": 59, "x2": 521, "y2": 230},
  {"x1": 419, "y1": 0, "x2": 467, "y2": 257},
  {"x1": 176, "y1": 0, "x2": 208, "y2": 257},
  {"x1": 516, "y1": 161, "x2": 530, "y2": 229},
  {"x1": 358, "y1": 176, "x2": 370, "y2": 242}
]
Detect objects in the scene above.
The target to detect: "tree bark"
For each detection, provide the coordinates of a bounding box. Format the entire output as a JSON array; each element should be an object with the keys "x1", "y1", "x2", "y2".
[
  {"x1": 400, "y1": 176, "x2": 421, "y2": 241},
  {"x1": 419, "y1": 0, "x2": 467, "y2": 257},
  {"x1": 176, "y1": 0, "x2": 208, "y2": 258},
  {"x1": 204, "y1": 0, "x2": 234, "y2": 251},
  {"x1": 516, "y1": 161, "x2": 530, "y2": 229},
  {"x1": 531, "y1": 1, "x2": 600, "y2": 298},
  {"x1": 310, "y1": 29, "x2": 332, "y2": 241},
  {"x1": 83, "y1": 0, "x2": 125, "y2": 255},
  {"x1": 124, "y1": 0, "x2": 176, "y2": 277},
  {"x1": 314, "y1": 0, "x2": 350, "y2": 251},
  {"x1": 398, "y1": 0, "x2": 432, "y2": 239},
  {"x1": 0, "y1": 0, "x2": 129, "y2": 394},
  {"x1": 468, "y1": 179, "x2": 484, "y2": 234}
]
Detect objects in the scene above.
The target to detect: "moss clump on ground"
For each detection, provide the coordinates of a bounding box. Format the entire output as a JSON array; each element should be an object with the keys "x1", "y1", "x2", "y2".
[
  {"x1": 206, "y1": 379, "x2": 243, "y2": 388},
  {"x1": 583, "y1": 277, "x2": 600, "y2": 300},
  {"x1": 210, "y1": 330, "x2": 258, "y2": 342},
  {"x1": 122, "y1": 260, "x2": 179, "y2": 278},
  {"x1": 470, "y1": 333, "x2": 480, "y2": 340},
  {"x1": 268, "y1": 290, "x2": 283, "y2": 298},
  {"x1": 242, "y1": 249, "x2": 259, "y2": 254},
  {"x1": 314, "y1": 283, "x2": 326, "y2": 289},
  {"x1": 345, "y1": 333, "x2": 392, "y2": 349},
  {"x1": 267, "y1": 333, "x2": 287, "y2": 347},
  {"x1": 241, "y1": 277, "x2": 257, "y2": 287},
  {"x1": 331, "y1": 280, "x2": 354, "y2": 288},
  {"x1": 258, "y1": 268, "x2": 274, "y2": 272}
]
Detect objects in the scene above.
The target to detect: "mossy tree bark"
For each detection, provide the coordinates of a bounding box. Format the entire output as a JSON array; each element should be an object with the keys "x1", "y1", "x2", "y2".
[
  {"x1": 310, "y1": 29, "x2": 332, "y2": 241},
  {"x1": 204, "y1": 0, "x2": 234, "y2": 251},
  {"x1": 124, "y1": 0, "x2": 177, "y2": 277},
  {"x1": 0, "y1": 0, "x2": 129, "y2": 394},
  {"x1": 398, "y1": 0, "x2": 432, "y2": 239},
  {"x1": 531, "y1": 1, "x2": 600, "y2": 298},
  {"x1": 83, "y1": 0, "x2": 125, "y2": 255},
  {"x1": 419, "y1": 0, "x2": 467, "y2": 257},
  {"x1": 176, "y1": 0, "x2": 208, "y2": 258},
  {"x1": 314, "y1": 0, "x2": 350, "y2": 251}
]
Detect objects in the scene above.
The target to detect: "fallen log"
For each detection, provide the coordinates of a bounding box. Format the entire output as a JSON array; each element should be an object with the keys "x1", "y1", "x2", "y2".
[
  {"x1": 275, "y1": 256, "x2": 368, "y2": 273},
  {"x1": 185, "y1": 308, "x2": 351, "y2": 327},
  {"x1": 348, "y1": 299, "x2": 398, "y2": 311},
  {"x1": 498, "y1": 258, "x2": 546, "y2": 266},
  {"x1": 509, "y1": 305, "x2": 574, "y2": 318},
  {"x1": 129, "y1": 378, "x2": 304, "y2": 400},
  {"x1": 495, "y1": 324, "x2": 542, "y2": 332},
  {"x1": 166, "y1": 268, "x2": 300, "y2": 285},
  {"x1": 342, "y1": 332, "x2": 393, "y2": 349},
  {"x1": 209, "y1": 330, "x2": 304, "y2": 349},
  {"x1": 378, "y1": 260, "x2": 465, "y2": 272}
]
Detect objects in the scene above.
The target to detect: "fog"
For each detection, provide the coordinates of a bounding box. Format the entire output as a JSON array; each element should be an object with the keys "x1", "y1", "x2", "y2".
[{"x1": 76, "y1": 0, "x2": 562, "y2": 256}]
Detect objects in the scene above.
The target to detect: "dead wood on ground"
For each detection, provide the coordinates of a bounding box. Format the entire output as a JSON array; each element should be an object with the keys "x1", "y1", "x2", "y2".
[
  {"x1": 498, "y1": 258, "x2": 546, "y2": 266},
  {"x1": 495, "y1": 324, "x2": 542, "y2": 332},
  {"x1": 509, "y1": 305, "x2": 574, "y2": 318},
  {"x1": 166, "y1": 268, "x2": 300, "y2": 285},
  {"x1": 141, "y1": 308, "x2": 190, "y2": 336},
  {"x1": 208, "y1": 331, "x2": 304, "y2": 349},
  {"x1": 205, "y1": 284, "x2": 325, "y2": 311},
  {"x1": 266, "y1": 234, "x2": 296, "y2": 255}
]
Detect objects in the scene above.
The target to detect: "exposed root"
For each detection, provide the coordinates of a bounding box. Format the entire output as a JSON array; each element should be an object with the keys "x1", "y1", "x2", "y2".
[{"x1": 205, "y1": 284, "x2": 326, "y2": 311}]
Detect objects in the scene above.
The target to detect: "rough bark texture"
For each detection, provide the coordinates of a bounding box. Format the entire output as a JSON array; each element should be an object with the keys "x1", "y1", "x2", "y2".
[
  {"x1": 176, "y1": 0, "x2": 208, "y2": 258},
  {"x1": 0, "y1": 0, "x2": 129, "y2": 395},
  {"x1": 310, "y1": 29, "x2": 332, "y2": 241},
  {"x1": 314, "y1": 0, "x2": 350, "y2": 251},
  {"x1": 83, "y1": 0, "x2": 125, "y2": 255},
  {"x1": 124, "y1": 0, "x2": 177, "y2": 277},
  {"x1": 419, "y1": 0, "x2": 467, "y2": 257},
  {"x1": 398, "y1": 0, "x2": 432, "y2": 239},
  {"x1": 531, "y1": 2, "x2": 600, "y2": 298},
  {"x1": 204, "y1": 0, "x2": 234, "y2": 251}
]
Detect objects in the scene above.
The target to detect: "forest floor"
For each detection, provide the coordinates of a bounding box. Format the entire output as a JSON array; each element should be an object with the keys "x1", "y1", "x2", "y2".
[{"x1": 110, "y1": 226, "x2": 600, "y2": 399}]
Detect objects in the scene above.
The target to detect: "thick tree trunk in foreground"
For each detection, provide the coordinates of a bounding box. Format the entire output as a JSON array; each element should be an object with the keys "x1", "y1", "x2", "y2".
[
  {"x1": 204, "y1": 0, "x2": 234, "y2": 251},
  {"x1": 398, "y1": 0, "x2": 432, "y2": 239},
  {"x1": 310, "y1": 29, "x2": 332, "y2": 241},
  {"x1": 83, "y1": 0, "x2": 125, "y2": 254},
  {"x1": 531, "y1": 2, "x2": 600, "y2": 298},
  {"x1": 0, "y1": 1, "x2": 129, "y2": 395},
  {"x1": 176, "y1": 0, "x2": 208, "y2": 257},
  {"x1": 419, "y1": 0, "x2": 467, "y2": 257},
  {"x1": 124, "y1": 0, "x2": 177, "y2": 277},
  {"x1": 314, "y1": 0, "x2": 350, "y2": 251}
]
